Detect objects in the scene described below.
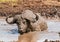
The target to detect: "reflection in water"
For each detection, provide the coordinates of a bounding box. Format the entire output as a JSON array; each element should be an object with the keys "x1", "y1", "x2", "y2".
[
  {"x1": 0, "y1": 19, "x2": 19, "y2": 42},
  {"x1": 9, "y1": 29, "x2": 18, "y2": 34}
]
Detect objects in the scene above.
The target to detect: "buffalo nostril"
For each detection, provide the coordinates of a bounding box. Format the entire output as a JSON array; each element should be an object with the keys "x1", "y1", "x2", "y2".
[
  {"x1": 20, "y1": 29, "x2": 24, "y2": 31},
  {"x1": 32, "y1": 19, "x2": 36, "y2": 23}
]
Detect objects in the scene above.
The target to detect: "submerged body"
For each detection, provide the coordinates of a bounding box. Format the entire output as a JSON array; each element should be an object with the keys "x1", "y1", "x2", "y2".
[{"x1": 6, "y1": 10, "x2": 48, "y2": 34}]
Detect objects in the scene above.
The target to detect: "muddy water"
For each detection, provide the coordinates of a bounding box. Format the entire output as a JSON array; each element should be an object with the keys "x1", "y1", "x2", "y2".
[
  {"x1": 0, "y1": 19, "x2": 19, "y2": 42},
  {"x1": 47, "y1": 21, "x2": 60, "y2": 33},
  {"x1": 0, "y1": 19, "x2": 60, "y2": 42}
]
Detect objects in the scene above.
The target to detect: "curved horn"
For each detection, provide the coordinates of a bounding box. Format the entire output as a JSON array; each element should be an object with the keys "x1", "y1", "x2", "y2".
[
  {"x1": 6, "y1": 15, "x2": 15, "y2": 24},
  {"x1": 35, "y1": 13, "x2": 39, "y2": 21}
]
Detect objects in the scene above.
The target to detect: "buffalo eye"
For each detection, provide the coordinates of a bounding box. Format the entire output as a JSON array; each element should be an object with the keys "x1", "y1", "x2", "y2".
[
  {"x1": 23, "y1": 21, "x2": 26, "y2": 24},
  {"x1": 23, "y1": 20, "x2": 26, "y2": 24}
]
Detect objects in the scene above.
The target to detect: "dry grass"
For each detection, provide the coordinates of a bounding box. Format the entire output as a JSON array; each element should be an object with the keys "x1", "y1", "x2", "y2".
[
  {"x1": 0, "y1": 0, "x2": 60, "y2": 20},
  {"x1": 0, "y1": 0, "x2": 17, "y2": 3}
]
